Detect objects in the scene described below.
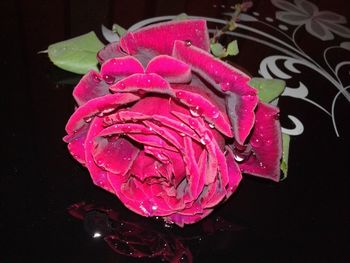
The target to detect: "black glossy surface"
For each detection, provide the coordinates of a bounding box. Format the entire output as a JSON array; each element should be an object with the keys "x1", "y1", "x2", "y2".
[{"x1": 2, "y1": 0, "x2": 350, "y2": 262}]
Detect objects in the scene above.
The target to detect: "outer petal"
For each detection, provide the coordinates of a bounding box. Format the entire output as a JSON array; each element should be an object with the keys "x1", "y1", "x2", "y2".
[
  {"x1": 225, "y1": 146, "x2": 243, "y2": 198},
  {"x1": 239, "y1": 102, "x2": 282, "y2": 181},
  {"x1": 145, "y1": 55, "x2": 191, "y2": 83},
  {"x1": 64, "y1": 125, "x2": 89, "y2": 165},
  {"x1": 73, "y1": 71, "x2": 110, "y2": 106},
  {"x1": 173, "y1": 40, "x2": 258, "y2": 144},
  {"x1": 84, "y1": 117, "x2": 114, "y2": 193},
  {"x1": 97, "y1": 42, "x2": 127, "y2": 64},
  {"x1": 110, "y1": 73, "x2": 174, "y2": 96},
  {"x1": 121, "y1": 19, "x2": 210, "y2": 56},
  {"x1": 100, "y1": 56, "x2": 144, "y2": 85},
  {"x1": 65, "y1": 93, "x2": 140, "y2": 135}
]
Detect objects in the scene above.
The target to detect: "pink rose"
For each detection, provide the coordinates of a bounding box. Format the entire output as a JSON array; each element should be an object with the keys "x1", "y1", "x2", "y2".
[{"x1": 63, "y1": 20, "x2": 282, "y2": 227}]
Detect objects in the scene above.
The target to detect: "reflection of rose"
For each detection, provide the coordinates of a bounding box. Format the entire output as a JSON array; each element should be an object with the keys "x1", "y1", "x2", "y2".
[
  {"x1": 64, "y1": 20, "x2": 282, "y2": 226},
  {"x1": 68, "y1": 202, "x2": 192, "y2": 262}
]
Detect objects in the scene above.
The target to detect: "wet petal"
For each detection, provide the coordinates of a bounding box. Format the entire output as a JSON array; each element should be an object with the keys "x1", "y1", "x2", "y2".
[
  {"x1": 97, "y1": 42, "x2": 126, "y2": 64},
  {"x1": 73, "y1": 71, "x2": 110, "y2": 106},
  {"x1": 98, "y1": 123, "x2": 154, "y2": 137},
  {"x1": 85, "y1": 117, "x2": 115, "y2": 193},
  {"x1": 110, "y1": 73, "x2": 174, "y2": 96},
  {"x1": 100, "y1": 56, "x2": 144, "y2": 84},
  {"x1": 173, "y1": 40, "x2": 258, "y2": 144},
  {"x1": 93, "y1": 137, "x2": 140, "y2": 175},
  {"x1": 146, "y1": 55, "x2": 191, "y2": 83},
  {"x1": 65, "y1": 93, "x2": 140, "y2": 135},
  {"x1": 239, "y1": 102, "x2": 282, "y2": 181},
  {"x1": 165, "y1": 209, "x2": 213, "y2": 227},
  {"x1": 225, "y1": 147, "x2": 243, "y2": 198},
  {"x1": 175, "y1": 88, "x2": 232, "y2": 137},
  {"x1": 64, "y1": 125, "x2": 89, "y2": 165},
  {"x1": 121, "y1": 19, "x2": 210, "y2": 56}
]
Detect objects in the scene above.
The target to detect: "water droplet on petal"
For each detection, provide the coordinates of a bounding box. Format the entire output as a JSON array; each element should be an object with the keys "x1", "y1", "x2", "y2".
[
  {"x1": 179, "y1": 132, "x2": 185, "y2": 137},
  {"x1": 209, "y1": 123, "x2": 215, "y2": 129},
  {"x1": 184, "y1": 40, "x2": 192, "y2": 46},
  {"x1": 84, "y1": 116, "x2": 93, "y2": 123},
  {"x1": 190, "y1": 106, "x2": 201, "y2": 117},
  {"x1": 103, "y1": 74, "x2": 115, "y2": 84},
  {"x1": 233, "y1": 153, "x2": 245, "y2": 162},
  {"x1": 92, "y1": 74, "x2": 101, "y2": 83}
]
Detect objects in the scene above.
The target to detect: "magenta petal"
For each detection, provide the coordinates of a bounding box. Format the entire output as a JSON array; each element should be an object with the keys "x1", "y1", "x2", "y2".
[
  {"x1": 98, "y1": 123, "x2": 154, "y2": 137},
  {"x1": 130, "y1": 151, "x2": 160, "y2": 181},
  {"x1": 64, "y1": 125, "x2": 89, "y2": 165},
  {"x1": 110, "y1": 73, "x2": 174, "y2": 96},
  {"x1": 145, "y1": 55, "x2": 191, "y2": 83},
  {"x1": 84, "y1": 118, "x2": 114, "y2": 193},
  {"x1": 183, "y1": 137, "x2": 202, "y2": 200},
  {"x1": 121, "y1": 19, "x2": 210, "y2": 56},
  {"x1": 73, "y1": 71, "x2": 110, "y2": 106},
  {"x1": 93, "y1": 137, "x2": 139, "y2": 175},
  {"x1": 225, "y1": 147, "x2": 243, "y2": 198},
  {"x1": 173, "y1": 40, "x2": 258, "y2": 144},
  {"x1": 65, "y1": 93, "x2": 140, "y2": 135},
  {"x1": 128, "y1": 134, "x2": 177, "y2": 152},
  {"x1": 97, "y1": 42, "x2": 126, "y2": 64},
  {"x1": 175, "y1": 89, "x2": 233, "y2": 137},
  {"x1": 239, "y1": 102, "x2": 282, "y2": 181},
  {"x1": 166, "y1": 209, "x2": 213, "y2": 227},
  {"x1": 100, "y1": 56, "x2": 144, "y2": 83}
]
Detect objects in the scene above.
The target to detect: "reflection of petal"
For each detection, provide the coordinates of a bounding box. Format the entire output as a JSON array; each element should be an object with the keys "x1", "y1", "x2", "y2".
[
  {"x1": 322, "y1": 21, "x2": 350, "y2": 38},
  {"x1": 305, "y1": 20, "x2": 334, "y2": 41},
  {"x1": 315, "y1": 11, "x2": 347, "y2": 24},
  {"x1": 271, "y1": 0, "x2": 304, "y2": 14},
  {"x1": 276, "y1": 11, "x2": 309, "y2": 25},
  {"x1": 294, "y1": 0, "x2": 318, "y2": 16}
]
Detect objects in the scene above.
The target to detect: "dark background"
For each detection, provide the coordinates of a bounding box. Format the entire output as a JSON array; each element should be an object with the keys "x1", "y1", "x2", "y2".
[{"x1": 1, "y1": 0, "x2": 350, "y2": 262}]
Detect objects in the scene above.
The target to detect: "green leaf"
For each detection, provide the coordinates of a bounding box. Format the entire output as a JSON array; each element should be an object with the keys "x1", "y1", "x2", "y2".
[
  {"x1": 227, "y1": 40, "x2": 239, "y2": 56},
  {"x1": 48, "y1": 31, "x2": 104, "y2": 74},
  {"x1": 112, "y1": 24, "x2": 127, "y2": 37},
  {"x1": 210, "y1": 43, "x2": 227, "y2": 58},
  {"x1": 173, "y1": 13, "x2": 188, "y2": 20},
  {"x1": 248, "y1": 78, "x2": 286, "y2": 103},
  {"x1": 280, "y1": 133, "x2": 290, "y2": 181}
]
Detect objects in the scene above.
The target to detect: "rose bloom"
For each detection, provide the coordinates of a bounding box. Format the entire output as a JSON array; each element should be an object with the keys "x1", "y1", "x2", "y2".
[{"x1": 63, "y1": 20, "x2": 282, "y2": 227}]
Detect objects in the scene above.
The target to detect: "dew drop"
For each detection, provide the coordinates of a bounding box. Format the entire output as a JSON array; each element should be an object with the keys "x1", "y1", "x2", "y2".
[
  {"x1": 233, "y1": 154, "x2": 245, "y2": 162},
  {"x1": 200, "y1": 138, "x2": 206, "y2": 145},
  {"x1": 208, "y1": 123, "x2": 215, "y2": 129},
  {"x1": 184, "y1": 40, "x2": 192, "y2": 46},
  {"x1": 84, "y1": 116, "x2": 93, "y2": 123},
  {"x1": 179, "y1": 132, "x2": 185, "y2": 137},
  {"x1": 176, "y1": 91, "x2": 183, "y2": 98},
  {"x1": 119, "y1": 82, "x2": 126, "y2": 89},
  {"x1": 103, "y1": 74, "x2": 115, "y2": 84},
  {"x1": 92, "y1": 74, "x2": 101, "y2": 83},
  {"x1": 190, "y1": 106, "x2": 200, "y2": 117}
]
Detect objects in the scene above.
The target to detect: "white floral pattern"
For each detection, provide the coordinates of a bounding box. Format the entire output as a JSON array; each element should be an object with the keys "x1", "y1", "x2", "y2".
[{"x1": 271, "y1": 0, "x2": 350, "y2": 41}]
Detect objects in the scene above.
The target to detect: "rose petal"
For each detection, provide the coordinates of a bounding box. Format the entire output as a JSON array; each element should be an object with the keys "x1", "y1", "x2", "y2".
[
  {"x1": 65, "y1": 93, "x2": 140, "y2": 135},
  {"x1": 145, "y1": 55, "x2": 192, "y2": 83},
  {"x1": 175, "y1": 88, "x2": 233, "y2": 137},
  {"x1": 173, "y1": 40, "x2": 258, "y2": 144},
  {"x1": 239, "y1": 102, "x2": 282, "y2": 181},
  {"x1": 73, "y1": 71, "x2": 110, "y2": 106},
  {"x1": 165, "y1": 209, "x2": 213, "y2": 227},
  {"x1": 64, "y1": 125, "x2": 89, "y2": 165},
  {"x1": 93, "y1": 137, "x2": 140, "y2": 175},
  {"x1": 110, "y1": 73, "x2": 174, "y2": 96},
  {"x1": 224, "y1": 146, "x2": 243, "y2": 198},
  {"x1": 100, "y1": 56, "x2": 144, "y2": 84},
  {"x1": 97, "y1": 41, "x2": 127, "y2": 64},
  {"x1": 121, "y1": 19, "x2": 210, "y2": 56},
  {"x1": 85, "y1": 117, "x2": 115, "y2": 193}
]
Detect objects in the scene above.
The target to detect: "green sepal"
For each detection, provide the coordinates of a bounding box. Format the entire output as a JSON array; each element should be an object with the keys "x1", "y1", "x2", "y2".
[
  {"x1": 227, "y1": 40, "x2": 239, "y2": 56},
  {"x1": 280, "y1": 133, "x2": 290, "y2": 181},
  {"x1": 249, "y1": 78, "x2": 286, "y2": 103},
  {"x1": 48, "y1": 31, "x2": 104, "y2": 74}
]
